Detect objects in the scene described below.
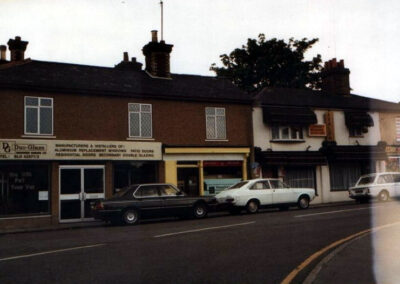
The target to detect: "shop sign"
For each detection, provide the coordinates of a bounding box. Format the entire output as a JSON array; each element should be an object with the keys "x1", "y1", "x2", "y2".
[
  {"x1": 0, "y1": 139, "x2": 162, "y2": 160},
  {"x1": 203, "y1": 161, "x2": 242, "y2": 167},
  {"x1": 308, "y1": 124, "x2": 327, "y2": 137},
  {"x1": 386, "y1": 145, "x2": 400, "y2": 154}
]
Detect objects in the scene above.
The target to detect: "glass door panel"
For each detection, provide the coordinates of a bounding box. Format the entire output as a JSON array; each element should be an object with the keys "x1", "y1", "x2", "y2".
[
  {"x1": 60, "y1": 169, "x2": 81, "y2": 222},
  {"x1": 83, "y1": 168, "x2": 104, "y2": 219},
  {"x1": 59, "y1": 166, "x2": 105, "y2": 222}
]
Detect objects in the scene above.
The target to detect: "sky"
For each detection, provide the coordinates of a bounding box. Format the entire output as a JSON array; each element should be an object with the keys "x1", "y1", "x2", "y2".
[{"x1": 1, "y1": 0, "x2": 400, "y2": 103}]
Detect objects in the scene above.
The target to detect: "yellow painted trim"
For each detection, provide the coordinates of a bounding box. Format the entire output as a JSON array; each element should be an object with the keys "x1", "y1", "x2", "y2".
[
  {"x1": 199, "y1": 161, "x2": 204, "y2": 196},
  {"x1": 176, "y1": 164, "x2": 198, "y2": 168},
  {"x1": 164, "y1": 147, "x2": 250, "y2": 155},
  {"x1": 242, "y1": 158, "x2": 248, "y2": 180},
  {"x1": 164, "y1": 160, "x2": 177, "y2": 186}
]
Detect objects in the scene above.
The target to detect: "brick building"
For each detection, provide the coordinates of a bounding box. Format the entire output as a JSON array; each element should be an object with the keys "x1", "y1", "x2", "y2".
[{"x1": 0, "y1": 33, "x2": 252, "y2": 229}]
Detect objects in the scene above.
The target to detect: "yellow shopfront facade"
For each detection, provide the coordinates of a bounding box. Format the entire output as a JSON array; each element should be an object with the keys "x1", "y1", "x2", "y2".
[{"x1": 163, "y1": 147, "x2": 250, "y2": 196}]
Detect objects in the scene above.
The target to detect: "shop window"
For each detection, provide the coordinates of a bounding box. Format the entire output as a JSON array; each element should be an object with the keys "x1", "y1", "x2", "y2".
[
  {"x1": 396, "y1": 117, "x2": 400, "y2": 142},
  {"x1": 205, "y1": 107, "x2": 226, "y2": 140},
  {"x1": 114, "y1": 162, "x2": 157, "y2": 190},
  {"x1": 24, "y1": 96, "x2": 53, "y2": 135},
  {"x1": 329, "y1": 162, "x2": 373, "y2": 191},
  {"x1": 349, "y1": 127, "x2": 363, "y2": 137},
  {"x1": 283, "y1": 167, "x2": 316, "y2": 189},
  {"x1": 271, "y1": 126, "x2": 303, "y2": 141},
  {"x1": 128, "y1": 103, "x2": 152, "y2": 138},
  {"x1": 0, "y1": 164, "x2": 50, "y2": 217}
]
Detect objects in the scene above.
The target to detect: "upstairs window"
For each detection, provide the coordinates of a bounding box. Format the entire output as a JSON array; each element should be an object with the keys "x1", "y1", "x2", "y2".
[
  {"x1": 271, "y1": 126, "x2": 303, "y2": 141},
  {"x1": 24, "y1": 96, "x2": 53, "y2": 135},
  {"x1": 396, "y1": 117, "x2": 400, "y2": 142},
  {"x1": 206, "y1": 107, "x2": 226, "y2": 140},
  {"x1": 349, "y1": 127, "x2": 363, "y2": 137},
  {"x1": 129, "y1": 103, "x2": 152, "y2": 138}
]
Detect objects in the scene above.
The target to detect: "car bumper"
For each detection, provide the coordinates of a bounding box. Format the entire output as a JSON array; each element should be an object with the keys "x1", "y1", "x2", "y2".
[{"x1": 92, "y1": 209, "x2": 122, "y2": 221}]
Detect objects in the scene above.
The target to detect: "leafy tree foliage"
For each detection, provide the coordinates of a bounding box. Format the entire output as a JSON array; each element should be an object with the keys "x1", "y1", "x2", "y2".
[{"x1": 210, "y1": 34, "x2": 323, "y2": 93}]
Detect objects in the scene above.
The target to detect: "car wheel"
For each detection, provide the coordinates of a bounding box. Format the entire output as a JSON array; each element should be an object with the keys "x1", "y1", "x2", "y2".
[
  {"x1": 298, "y1": 196, "x2": 310, "y2": 209},
  {"x1": 378, "y1": 190, "x2": 389, "y2": 202},
  {"x1": 122, "y1": 208, "x2": 139, "y2": 225},
  {"x1": 193, "y1": 203, "x2": 208, "y2": 219},
  {"x1": 246, "y1": 200, "x2": 259, "y2": 214}
]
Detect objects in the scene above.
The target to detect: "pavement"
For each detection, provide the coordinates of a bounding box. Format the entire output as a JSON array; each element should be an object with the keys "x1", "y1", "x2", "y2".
[{"x1": 304, "y1": 200, "x2": 400, "y2": 284}]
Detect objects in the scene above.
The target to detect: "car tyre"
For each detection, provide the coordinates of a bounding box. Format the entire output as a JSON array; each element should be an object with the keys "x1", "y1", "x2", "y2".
[
  {"x1": 378, "y1": 190, "x2": 389, "y2": 202},
  {"x1": 246, "y1": 200, "x2": 259, "y2": 214},
  {"x1": 193, "y1": 203, "x2": 208, "y2": 219},
  {"x1": 122, "y1": 208, "x2": 139, "y2": 225},
  {"x1": 298, "y1": 196, "x2": 310, "y2": 209}
]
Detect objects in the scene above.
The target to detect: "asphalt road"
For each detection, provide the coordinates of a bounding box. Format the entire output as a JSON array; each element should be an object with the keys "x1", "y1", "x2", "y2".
[{"x1": 1, "y1": 202, "x2": 400, "y2": 284}]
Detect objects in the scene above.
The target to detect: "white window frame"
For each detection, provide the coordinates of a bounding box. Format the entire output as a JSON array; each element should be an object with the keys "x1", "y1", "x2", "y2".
[
  {"x1": 24, "y1": 96, "x2": 54, "y2": 136},
  {"x1": 128, "y1": 103, "x2": 153, "y2": 138},
  {"x1": 205, "y1": 107, "x2": 226, "y2": 140},
  {"x1": 271, "y1": 125, "x2": 304, "y2": 141}
]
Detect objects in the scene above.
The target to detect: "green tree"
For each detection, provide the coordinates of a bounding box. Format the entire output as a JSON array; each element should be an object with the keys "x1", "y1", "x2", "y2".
[{"x1": 210, "y1": 34, "x2": 323, "y2": 93}]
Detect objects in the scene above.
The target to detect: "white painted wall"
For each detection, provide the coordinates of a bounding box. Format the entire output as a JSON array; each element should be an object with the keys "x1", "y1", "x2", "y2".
[{"x1": 334, "y1": 111, "x2": 381, "y2": 146}]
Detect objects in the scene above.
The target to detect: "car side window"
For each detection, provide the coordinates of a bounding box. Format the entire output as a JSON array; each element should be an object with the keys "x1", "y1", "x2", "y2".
[
  {"x1": 134, "y1": 186, "x2": 159, "y2": 198},
  {"x1": 250, "y1": 181, "x2": 270, "y2": 190},
  {"x1": 378, "y1": 175, "x2": 394, "y2": 184},
  {"x1": 394, "y1": 174, "x2": 400, "y2": 183},
  {"x1": 159, "y1": 185, "x2": 179, "y2": 196}
]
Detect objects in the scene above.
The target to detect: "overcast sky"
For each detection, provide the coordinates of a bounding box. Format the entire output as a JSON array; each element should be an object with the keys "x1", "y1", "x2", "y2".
[{"x1": 1, "y1": 0, "x2": 400, "y2": 102}]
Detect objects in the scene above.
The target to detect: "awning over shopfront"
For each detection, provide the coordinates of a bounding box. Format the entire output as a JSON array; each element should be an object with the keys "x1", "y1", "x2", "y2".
[
  {"x1": 256, "y1": 151, "x2": 327, "y2": 166},
  {"x1": 320, "y1": 144, "x2": 387, "y2": 161},
  {"x1": 262, "y1": 106, "x2": 317, "y2": 126},
  {"x1": 344, "y1": 111, "x2": 374, "y2": 129}
]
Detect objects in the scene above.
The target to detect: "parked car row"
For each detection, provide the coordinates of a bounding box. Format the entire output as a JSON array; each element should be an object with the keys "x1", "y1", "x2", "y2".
[{"x1": 91, "y1": 178, "x2": 316, "y2": 225}]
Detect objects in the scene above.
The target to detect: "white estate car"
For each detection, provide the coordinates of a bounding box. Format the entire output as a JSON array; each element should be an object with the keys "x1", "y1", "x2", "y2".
[
  {"x1": 215, "y1": 178, "x2": 316, "y2": 214},
  {"x1": 349, "y1": 172, "x2": 400, "y2": 202}
]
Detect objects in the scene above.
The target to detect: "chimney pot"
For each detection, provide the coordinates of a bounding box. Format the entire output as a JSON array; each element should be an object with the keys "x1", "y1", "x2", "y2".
[
  {"x1": 151, "y1": 30, "x2": 158, "y2": 42},
  {"x1": 123, "y1": 52, "x2": 129, "y2": 62},
  {"x1": 131, "y1": 57, "x2": 137, "y2": 63},
  {"x1": 0, "y1": 45, "x2": 6, "y2": 61}
]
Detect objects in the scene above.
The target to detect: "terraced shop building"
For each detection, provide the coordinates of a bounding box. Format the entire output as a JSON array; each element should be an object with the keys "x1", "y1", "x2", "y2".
[{"x1": 0, "y1": 34, "x2": 252, "y2": 230}]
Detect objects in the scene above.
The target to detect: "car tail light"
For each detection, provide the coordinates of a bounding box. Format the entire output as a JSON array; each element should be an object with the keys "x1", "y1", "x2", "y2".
[{"x1": 95, "y1": 202, "x2": 104, "y2": 210}]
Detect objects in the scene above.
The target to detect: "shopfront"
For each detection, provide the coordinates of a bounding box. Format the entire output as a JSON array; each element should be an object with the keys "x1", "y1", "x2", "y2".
[
  {"x1": 163, "y1": 147, "x2": 250, "y2": 196},
  {"x1": 0, "y1": 139, "x2": 161, "y2": 226},
  {"x1": 386, "y1": 145, "x2": 400, "y2": 172}
]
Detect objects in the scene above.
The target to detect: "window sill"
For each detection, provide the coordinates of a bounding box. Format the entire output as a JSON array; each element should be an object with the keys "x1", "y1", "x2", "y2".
[
  {"x1": 270, "y1": 139, "x2": 305, "y2": 143},
  {"x1": 126, "y1": 137, "x2": 155, "y2": 141},
  {"x1": 21, "y1": 135, "x2": 56, "y2": 139},
  {"x1": 205, "y1": 139, "x2": 229, "y2": 142}
]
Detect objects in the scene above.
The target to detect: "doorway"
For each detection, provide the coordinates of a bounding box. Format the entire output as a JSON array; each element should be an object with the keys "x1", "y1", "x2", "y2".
[
  {"x1": 177, "y1": 167, "x2": 199, "y2": 196},
  {"x1": 59, "y1": 165, "x2": 105, "y2": 223}
]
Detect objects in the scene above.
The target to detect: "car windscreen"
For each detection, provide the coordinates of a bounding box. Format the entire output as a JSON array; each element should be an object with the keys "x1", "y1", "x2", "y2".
[
  {"x1": 227, "y1": 181, "x2": 249, "y2": 189},
  {"x1": 357, "y1": 176, "x2": 375, "y2": 186}
]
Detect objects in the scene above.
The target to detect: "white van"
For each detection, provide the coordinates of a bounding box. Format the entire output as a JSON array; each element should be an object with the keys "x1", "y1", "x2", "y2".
[{"x1": 349, "y1": 172, "x2": 400, "y2": 202}]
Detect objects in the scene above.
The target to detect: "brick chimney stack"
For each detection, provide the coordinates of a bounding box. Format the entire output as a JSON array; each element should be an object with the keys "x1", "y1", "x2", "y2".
[
  {"x1": 142, "y1": 30, "x2": 173, "y2": 78},
  {"x1": 0, "y1": 45, "x2": 6, "y2": 61},
  {"x1": 321, "y1": 58, "x2": 351, "y2": 96},
  {"x1": 7, "y1": 36, "x2": 28, "y2": 62}
]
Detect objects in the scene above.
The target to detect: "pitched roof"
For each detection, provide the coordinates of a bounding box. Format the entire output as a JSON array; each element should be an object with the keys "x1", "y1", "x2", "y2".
[
  {"x1": 256, "y1": 87, "x2": 400, "y2": 112},
  {"x1": 0, "y1": 60, "x2": 251, "y2": 104}
]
